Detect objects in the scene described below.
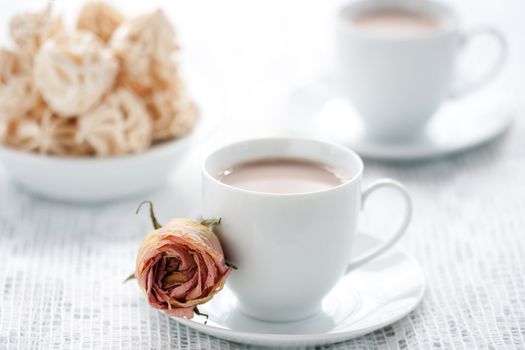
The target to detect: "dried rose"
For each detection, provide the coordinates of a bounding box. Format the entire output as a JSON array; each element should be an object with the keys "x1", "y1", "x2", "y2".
[{"x1": 134, "y1": 202, "x2": 232, "y2": 319}]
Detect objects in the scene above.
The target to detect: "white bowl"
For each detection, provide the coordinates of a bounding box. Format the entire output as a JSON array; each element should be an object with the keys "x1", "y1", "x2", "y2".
[{"x1": 0, "y1": 135, "x2": 193, "y2": 202}]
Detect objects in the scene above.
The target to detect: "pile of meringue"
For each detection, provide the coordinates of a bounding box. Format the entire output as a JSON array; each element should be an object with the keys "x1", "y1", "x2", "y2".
[{"x1": 0, "y1": 3, "x2": 197, "y2": 157}]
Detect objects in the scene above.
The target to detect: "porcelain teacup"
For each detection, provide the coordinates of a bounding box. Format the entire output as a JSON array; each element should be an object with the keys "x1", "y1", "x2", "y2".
[
  {"x1": 202, "y1": 138, "x2": 412, "y2": 322},
  {"x1": 336, "y1": 0, "x2": 507, "y2": 140}
]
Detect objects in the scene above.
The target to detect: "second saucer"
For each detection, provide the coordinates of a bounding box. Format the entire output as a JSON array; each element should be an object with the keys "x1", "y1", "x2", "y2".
[{"x1": 284, "y1": 76, "x2": 514, "y2": 161}]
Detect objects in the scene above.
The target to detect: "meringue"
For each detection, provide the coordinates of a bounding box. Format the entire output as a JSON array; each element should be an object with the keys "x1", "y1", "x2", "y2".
[
  {"x1": 77, "y1": 2, "x2": 124, "y2": 42},
  {"x1": 77, "y1": 88, "x2": 152, "y2": 156},
  {"x1": 0, "y1": 50, "x2": 39, "y2": 121},
  {"x1": 33, "y1": 31, "x2": 118, "y2": 117},
  {"x1": 111, "y1": 10, "x2": 178, "y2": 95},
  {"x1": 9, "y1": 4, "x2": 63, "y2": 57},
  {"x1": 146, "y1": 79, "x2": 198, "y2": 141},
  {"x1": 5, "y1": 105, "x2": 91, "y2": 155}
]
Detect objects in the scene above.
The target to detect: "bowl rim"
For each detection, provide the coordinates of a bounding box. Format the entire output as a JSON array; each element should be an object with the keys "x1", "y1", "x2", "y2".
[{"x1": 0, "y1": 132, "x2": 194, "y2": 164}]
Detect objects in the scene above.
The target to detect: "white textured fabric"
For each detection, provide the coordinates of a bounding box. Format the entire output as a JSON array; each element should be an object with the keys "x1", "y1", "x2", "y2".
[
  {"x1": 1, "y1": 0, "x2": 525, "y2": 348},
  {"x1": 0, "y1": 117, "x2": 524, "y2": 350}
]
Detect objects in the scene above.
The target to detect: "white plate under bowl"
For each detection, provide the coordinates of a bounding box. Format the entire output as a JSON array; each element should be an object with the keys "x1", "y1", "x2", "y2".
[
  {"x1": 174, "y1": 233, "x2": 426, "y2": 347},
  {"x1": 285, "y1": 76, "x2": 515, "y2": 161},
  {"x1": 0, "y1": 84, "x2": 221, "y2": 203}
]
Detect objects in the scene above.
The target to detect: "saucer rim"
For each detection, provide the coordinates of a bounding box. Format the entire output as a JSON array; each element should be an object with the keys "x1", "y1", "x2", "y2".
[
  {"x1": 352, "y1": 120, "x2": 513, "y2": 161},
  {"x1": 285, "y1": 75, "x2": 515, "y2": 161},
  {"x1": 172, "y1": 236, "x2": 427, "y2": 346}
]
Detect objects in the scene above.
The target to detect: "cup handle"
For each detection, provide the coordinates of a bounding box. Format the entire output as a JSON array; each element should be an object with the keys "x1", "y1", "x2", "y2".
[
  {"x1": 346, "y1": 179, "x2": 412, "y2": 273},
  {"x1": 449, "y1": 26, "x2": 508, "y2": 99}
]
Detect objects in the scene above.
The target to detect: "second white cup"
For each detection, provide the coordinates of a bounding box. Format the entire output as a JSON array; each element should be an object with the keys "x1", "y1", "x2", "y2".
[{"x1": 336, "y1": 0, "x2": 507, "y2": 140}]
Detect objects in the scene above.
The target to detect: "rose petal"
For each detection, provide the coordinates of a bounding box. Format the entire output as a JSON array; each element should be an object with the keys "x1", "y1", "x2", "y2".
[
  {"x1": 170, "y1": 269, "x2": 197, "y2": 299},
  {"x1": 202, "y1": 253, "x2": 219, "y2": 292},
  {"x1": 163, "y1": 271, "x2": 191, "y2": 285},
  {"x1": 163, "y1": 306, "x2": 195, "y2": 319},
  {"x1": 186, "y1": 252, "x2": 204, "y2": 300}
]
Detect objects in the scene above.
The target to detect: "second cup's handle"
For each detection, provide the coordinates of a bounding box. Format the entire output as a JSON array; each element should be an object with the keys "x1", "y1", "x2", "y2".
[
  {"x1": 346, "y1": 179, "x2": 412, "y2": 273},
  {"x1": 449, "y1": 26, "x2": 508, "y2": 99}
]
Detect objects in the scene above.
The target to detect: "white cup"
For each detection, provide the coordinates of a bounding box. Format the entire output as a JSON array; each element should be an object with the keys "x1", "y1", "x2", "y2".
[
  {"x1": 202, "y1": 138, "x2": 412, "y2": 322},
  {"x1": 336, "y1": 0, "x2": 508, "y2": 140}
]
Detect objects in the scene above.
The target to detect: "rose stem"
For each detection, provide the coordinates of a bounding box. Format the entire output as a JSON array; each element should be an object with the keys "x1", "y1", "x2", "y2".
[
  {"x1": 194, "y1": 306, "x2": 209, "y2": 325},
  {"x1": 136, "y1": 200, "x2": 162, "y2": 229},
  {"x1": 199, "y1": 219, "x2": 238, "y2": 270},
  {"x1": 225, "y1": 261, "x2": 238, "y2": 270},
  {"x1": 200, "y1": 218, "x2": 222, "y2": 227},
  {"x1": 123, "y1": 272, "x2": 135, "y2": 283}
]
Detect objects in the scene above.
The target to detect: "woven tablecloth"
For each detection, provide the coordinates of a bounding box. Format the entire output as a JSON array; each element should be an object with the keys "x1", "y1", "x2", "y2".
[{"x1": 1, "y1": 0, "x2": 524, "y2": 348}]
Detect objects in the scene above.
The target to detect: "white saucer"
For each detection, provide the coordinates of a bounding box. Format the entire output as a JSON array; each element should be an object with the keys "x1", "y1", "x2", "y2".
[
  {"x1": 284, "y1": 76, "x2": 514, "y2": 161},
  {"x1": 173, "y1": 233, "x2": 426, "y2": 347}
]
